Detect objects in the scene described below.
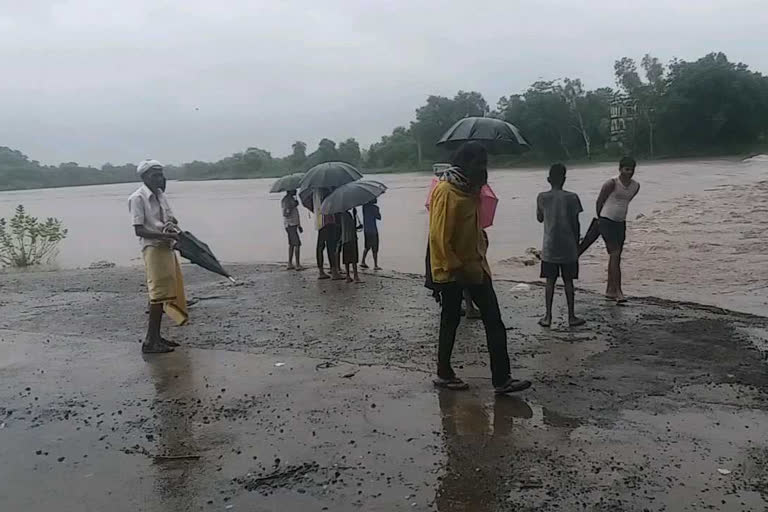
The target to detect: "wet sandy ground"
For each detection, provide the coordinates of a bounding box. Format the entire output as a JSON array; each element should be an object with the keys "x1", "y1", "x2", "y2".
[{"x1": 2, "y1": 265, "x2": 768, "y2": 511}]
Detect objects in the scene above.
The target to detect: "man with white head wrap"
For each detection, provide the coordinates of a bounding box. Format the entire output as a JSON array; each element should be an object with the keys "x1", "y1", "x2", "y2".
[{"x1": 128, "y1": 160, "x2": 188, "y2": 354}]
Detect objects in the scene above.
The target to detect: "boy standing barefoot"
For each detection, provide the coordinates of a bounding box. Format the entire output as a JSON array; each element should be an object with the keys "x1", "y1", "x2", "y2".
[
  {"x1": 536, "y1": 163, "x2": 585, "y2": 327},
  {"x1": 340, "y1": 209, "x2": 362, "y2": 283},
  {"x1": 281, "y1": 189, "x2": 303, "y2": 270},
  {"x1": 596, "y1": 157, "x2": 640, "y2": 303}
]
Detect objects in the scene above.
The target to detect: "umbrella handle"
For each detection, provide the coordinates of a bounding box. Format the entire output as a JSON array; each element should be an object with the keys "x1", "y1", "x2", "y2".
[
  {"x1": 164, "y1": 223, "x2": 181, "y2": 234},
  {"x1": 227, "y1": 276, "x2": 237, "y2": 284}
]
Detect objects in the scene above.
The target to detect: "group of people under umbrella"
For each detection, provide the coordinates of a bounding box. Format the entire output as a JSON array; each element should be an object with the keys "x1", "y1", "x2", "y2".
[
  {"x1": 271, "y1": 161, "x2": 387, "y2": 282},
  {"x1": 130, "y1": 116, "x2": 639, "y2": 398}
]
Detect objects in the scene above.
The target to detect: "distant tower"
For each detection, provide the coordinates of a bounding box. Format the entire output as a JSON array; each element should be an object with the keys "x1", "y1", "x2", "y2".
[{"x1": 610, "y1": 93, "x2": 637, "y2": 147}]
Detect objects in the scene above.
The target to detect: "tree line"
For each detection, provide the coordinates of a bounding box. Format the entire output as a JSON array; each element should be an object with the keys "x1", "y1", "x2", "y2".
[{"x1": 2, "y1": 51, "x2": 767, "y2": 191}]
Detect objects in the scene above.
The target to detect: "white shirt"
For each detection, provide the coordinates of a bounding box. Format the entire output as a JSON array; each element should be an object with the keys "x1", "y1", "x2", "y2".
[
  {"x1": 601, "y1": 177, "x2": 639, "y2": 222},
  {"x1": 128, "y1": 184, "x2": 175, "y2": 249}
]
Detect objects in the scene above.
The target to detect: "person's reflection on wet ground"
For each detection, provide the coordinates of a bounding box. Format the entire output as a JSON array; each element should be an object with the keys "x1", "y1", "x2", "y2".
[
  {"x1": 435, "y1": 390, "x2": 533, "y2": 511},
  {"x1": 144, "y1": 351, "x2": 202, "y2": 512}
]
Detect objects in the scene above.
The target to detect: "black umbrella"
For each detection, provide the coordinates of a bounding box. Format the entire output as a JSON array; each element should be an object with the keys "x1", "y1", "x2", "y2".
[
  {"x1": 578, "y1": 218, "x2": 601, "y2": 256},
  {"x1": 175, "y1": 231, "x2": 236, "y2": 283},
  {"x1": 299, "y1": 187, "x2": 324, "y2": 211},
  {"x1": 270, "y1": 172, "x2": 304, "y2": 193},
  {"x1": 436, "y1": 117, "x2": 530, "y2": 154},
  {"x1": 299, "y1": 161, "x2": 363, "y2": 191},
  {"x1": 319, "y1": 180, "x2": 387, "y2": 215}
]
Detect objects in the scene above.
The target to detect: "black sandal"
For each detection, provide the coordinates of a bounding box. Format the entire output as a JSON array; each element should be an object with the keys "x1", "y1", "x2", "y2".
[
  {"x1": 161, "y1": 337, "x2": 180, "y2": 348},
  {"x1": 433, "y1": 377, "x2": 470, "y2": 391},
  {"x1": 142, "y1": 343, "x2": 174, "y2": 354}
]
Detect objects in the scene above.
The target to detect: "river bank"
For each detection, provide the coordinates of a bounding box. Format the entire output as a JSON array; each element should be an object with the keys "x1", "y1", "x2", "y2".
[
  {"x1": 3, "y1": 157, "x2": 768, "y2": 317},
  {"x1": 1, "y1": 264, "x2": 768, "y2": 511}
]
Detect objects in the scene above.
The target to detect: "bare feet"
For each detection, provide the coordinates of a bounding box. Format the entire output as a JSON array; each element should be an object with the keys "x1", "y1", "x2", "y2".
[
  {"x1": 360, "y1": 262, "x2": 369, "y2": 269},
  {"x1": 569, "y1": 317, "x2": 586, "y2": 327},
  {"x1": 346, "y1": 276, "x2": 353, "y2": 283},
  {"x1": 354, "y1": 276, "x2": 363, "y2": 284},
  {"x1": 295, "y1": 265, "x2": 305, "y2": 271},
  {"x1": 615, "y1": 292, "x2": 627, "y2": 303},
  {"x1": 538, "y1": 316, "x2": 552, "y2": 327},
  {"x1": 318, "y1": 271, "x2": 330, "y2": 280},
  {"x1": 286, "y1": 264, "x2": 295, "y2": 270},
  {"x1": 331, "y1": 272, "x2": 345, "y2": 281},
  {"x1": 374, "y1": 266, "x2": 382, "y2": 271}
]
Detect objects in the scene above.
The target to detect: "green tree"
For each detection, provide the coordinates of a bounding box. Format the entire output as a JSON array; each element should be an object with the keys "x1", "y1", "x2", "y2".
[
  {"x1": 338, "y1": 138, "x2": 362, "y2": 165},
  {"x1": 290, "y1": 141, "x2": 307, "y2": 168},
  {"x1": 613, "y1": 54, "x2": 666, "y2": 156},
  {"x1": 304, "y1": 138, "x2": 340, "y2": 169},
  {"x1": 498, "y1": 81, "x2": 573, "y2": 158},
  {"x1": 658, "y1": 52, "x2": 768, "y2": 153},
  {"x1": 0, "y1": 205, "x2": 68, "y2": 267},
  {"x1": 614, "y1": 57, "x2": 643, "y2": 95},
  {"x1": 367, "y1": 126, "x2": 418, "y2": 168}
]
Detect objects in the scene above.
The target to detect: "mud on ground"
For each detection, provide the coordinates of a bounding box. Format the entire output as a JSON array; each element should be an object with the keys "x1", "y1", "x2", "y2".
[{"x1": 1, "y1": 265, "x2": 768, "y2": 511}]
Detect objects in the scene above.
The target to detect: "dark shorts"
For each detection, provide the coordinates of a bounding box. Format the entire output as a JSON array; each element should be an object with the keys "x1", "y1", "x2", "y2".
[
  {"x1": 364, "y1": 232, "x2": 379, "y2": 252},
  {"x1": 318, "y1": 225, "x2": 341, "y2": 253},
  {"x1": 541, "y1": 261, "x2": 579, "y2": 280},
  {"x1": 342, "y1": 240, "x2": 359, "y2": 264},
  {"x1": 599, "y1": 217, "x2": 626, "y2": 253},
  {"x1": 286, "y1": 226, "x2": 301, "y2": 247}
]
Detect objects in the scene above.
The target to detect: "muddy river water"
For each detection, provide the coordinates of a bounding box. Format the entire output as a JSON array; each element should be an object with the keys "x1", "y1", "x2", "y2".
[{"x1": 1, "y1": 157, "x2": 766, "y2": 314}]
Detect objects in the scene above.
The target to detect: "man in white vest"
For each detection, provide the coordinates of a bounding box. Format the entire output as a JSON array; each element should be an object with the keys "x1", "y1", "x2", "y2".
[{"x1": 596, "y1": 157, "x2": 640, "y2": 303}]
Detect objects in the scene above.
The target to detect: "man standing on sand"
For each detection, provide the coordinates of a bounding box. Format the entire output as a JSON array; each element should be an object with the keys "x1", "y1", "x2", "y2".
[
  {"x1": 596, "y1": 157, "x2": 640, "y2": 303},
  {"x1": 281, "y1": 190, "x2": 303, "y2": 270},
  {"x1": 314, "y1": 188, "x2": 343, "y2": 280},
  {"x1": 129, "y1": 160, "x2": 187, "y2": 354},
  {"x1": 429, "y1": 141, "x2": 531, "y2": 395},
  {"x1": 361, "y1": 199, "x2": 381, "y2": 270},
  {"x1": 537, "y1": 163, "x2": 585, "y2": 327},
  {"x1": 340, "y1": 208, "x2": 362, "y2": 283}
]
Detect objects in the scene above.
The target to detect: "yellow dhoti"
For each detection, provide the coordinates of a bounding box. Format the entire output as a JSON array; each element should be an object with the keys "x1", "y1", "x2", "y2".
[{"x1": 142, "y1": 245, "x2": 189, "y2": 326}]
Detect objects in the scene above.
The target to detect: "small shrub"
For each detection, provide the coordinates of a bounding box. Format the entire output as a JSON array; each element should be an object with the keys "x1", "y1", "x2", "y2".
[{"x1": 0, "y1": 205, "x2": 68, "y2": 267}]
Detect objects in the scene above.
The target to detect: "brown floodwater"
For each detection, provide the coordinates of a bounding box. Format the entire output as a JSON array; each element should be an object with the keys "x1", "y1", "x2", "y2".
[{"x1": 1, "y1": 157, "x2": 766, "y2": 313}]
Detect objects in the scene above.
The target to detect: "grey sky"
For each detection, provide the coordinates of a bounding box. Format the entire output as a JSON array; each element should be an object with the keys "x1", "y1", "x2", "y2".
[{"x1": 1, "y1": 0, "x2": 767, "y2": 166}]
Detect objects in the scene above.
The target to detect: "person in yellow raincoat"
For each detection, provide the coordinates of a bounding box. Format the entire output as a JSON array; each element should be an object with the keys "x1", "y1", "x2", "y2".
[
  {"x1": 428, "y1": 142, "x2": 531, "y2": 394},
  {"x1": 129, "y1": 160, "x2": 188, "y2": 354}
]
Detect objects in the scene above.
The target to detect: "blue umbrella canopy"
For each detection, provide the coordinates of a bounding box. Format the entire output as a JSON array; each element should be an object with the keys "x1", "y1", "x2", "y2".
[
  {"x1": 319, "y1": 180, "x2": 387, "y2": 215},
  {"x1": 437, "y1": 117, "x2": 530, "y2": 154}
]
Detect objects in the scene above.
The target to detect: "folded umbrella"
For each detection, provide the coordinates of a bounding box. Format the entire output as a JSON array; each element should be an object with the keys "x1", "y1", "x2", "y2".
[
  {"x1": 437, "y1": 117, "x2": 530, "y2": 154},
  {"x1": 578, "y1": 218, "x2": 601, "y2": 256},
  {"x1": 175, "y1": 231, "x2": 236, "y2": 283},
  {"x1": 299, "y1": 161, "x2": 363, "y2": 191},
  {"x1": 270, "y1": 172, "x2": 304, "y2": 193},
  {"x1": 319, "y1": 180, "x2": 387, "y2": 215}
]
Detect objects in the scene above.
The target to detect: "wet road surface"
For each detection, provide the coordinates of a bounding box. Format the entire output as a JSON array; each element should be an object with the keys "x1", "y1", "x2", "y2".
[{"x1": 1, "y1": 265, "x2": 768, "y2": 511}]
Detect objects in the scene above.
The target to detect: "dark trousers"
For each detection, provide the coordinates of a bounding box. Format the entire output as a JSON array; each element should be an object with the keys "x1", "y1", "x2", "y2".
[{"x1": 438, "y1": 278, "x2": 511, "y2": 387}]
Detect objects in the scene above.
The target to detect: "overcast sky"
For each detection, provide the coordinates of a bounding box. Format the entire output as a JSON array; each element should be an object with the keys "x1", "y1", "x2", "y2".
[{"x1": 1, "y1": 0, "x2": 767, "y2": 166}]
